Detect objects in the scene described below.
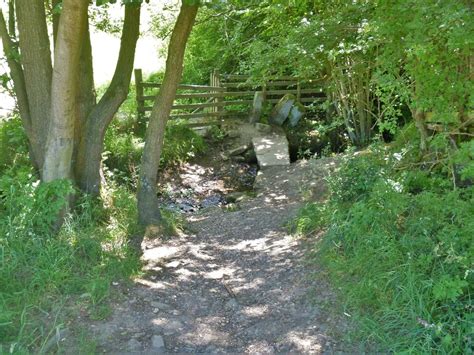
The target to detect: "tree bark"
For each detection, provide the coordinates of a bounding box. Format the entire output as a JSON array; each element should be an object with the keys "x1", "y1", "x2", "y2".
[
  {"x1": 73, "y1": 16, "x2": 96, "y2": 175},
  {"x1": 0, "y1": 11, "x2": 31, "y2": 137},
  {"x1": 137, "y1": 2, "x2": 198, "y2": 226},
  {"x1": 75, "y1": 3, "x2": 141, "y2": 195},
  {"x1": 413, "y1": 109, "x2": 429, "y2": 152},
  {"x1": 52, "y1": 0, "x2": 61, "y2": 46},
  {"x1": 42, "y1": 0, "x2": 88, "y2": 182},
  {"x1": 8, "y1": 0, "x2": 15, "y2": 37},
  {"x1": 15, "y1": 0, "x2": 53, "y2": 171}
]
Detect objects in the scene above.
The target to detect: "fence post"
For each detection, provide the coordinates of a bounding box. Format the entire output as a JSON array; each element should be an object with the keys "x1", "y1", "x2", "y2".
[
  {"x1": 297, "y1": 80, "x2": 301, "y2": 102},
  {"x1": 135, "y1": 69, "x2": 145, "y2": 117},
  {"x1": 210, "y1": 69, "x2": 223, "y2": 119}
]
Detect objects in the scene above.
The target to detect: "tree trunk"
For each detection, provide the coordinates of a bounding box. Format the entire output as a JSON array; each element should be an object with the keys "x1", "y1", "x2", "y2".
[
  {"x1": 15, "y1": 0, "x2": 53, "y2": 172},
  {"x1": 0, "y1": 11, "x2": 31, "y2": 137},
  {"x1": 137, "y1": 2, "x2": 198, "y2": 226},
  {"x1": 75, "y1": 4, "x2": 141, "y2": 195},
  {"x1": 8, "y1": 0, "x2": 15, "y2": 37},
  {"x1": 42, "y1": 0, "x2": 88, "y2": 182},
  {"x1": 73, "y1": 16, "x2": 96, "y2": 176},
  {"x1": 413, "y1": 109, "x2": 429, "y2": 152},
  {"x1": 52, "y1": 0, "x2": 61, "y2": 45}
]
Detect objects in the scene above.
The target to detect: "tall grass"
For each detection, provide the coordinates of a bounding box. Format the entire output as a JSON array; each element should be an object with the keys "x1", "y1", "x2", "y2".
[
  {"x1": 0, "y1": 167, "x2": 142, "y2": 352},
  {"x1": 294, "y1": 147, "x2": 474, "y2": 353}
]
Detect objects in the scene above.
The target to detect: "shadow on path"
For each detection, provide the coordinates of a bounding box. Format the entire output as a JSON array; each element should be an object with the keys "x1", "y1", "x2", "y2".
[{"x1": 75, "y1": 158, "x2": 353, "y2": 354}]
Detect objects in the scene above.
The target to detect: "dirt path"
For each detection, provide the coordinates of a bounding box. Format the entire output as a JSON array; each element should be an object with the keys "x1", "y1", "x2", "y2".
[{"x1": 73, "y1": 158, "x2": 353, "y2": 354}]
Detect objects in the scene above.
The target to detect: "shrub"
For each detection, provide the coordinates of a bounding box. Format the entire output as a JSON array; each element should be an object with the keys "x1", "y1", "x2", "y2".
[
  {"x1": 104, "y1": 120, "x2": 207, "y2": 187},
  {"x1": 295, "y1": 150, "x2": 474, "y2": 353},
  {"x1": 0, "y1": 169, "x2": 141, "y2": 351},
  {"x1": 0, "y1": 117, "x2": 29, "y2": 174}
]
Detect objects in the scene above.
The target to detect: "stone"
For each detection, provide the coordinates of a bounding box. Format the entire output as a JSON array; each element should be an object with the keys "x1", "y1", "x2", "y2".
[
  {"x1": 249, "y1": 91, "x2": 266, "y2": 123},
  {"x1": 255, "y1": 122, "x2": 272, "y2": 133},
  {"x1": 269, "y1": 94, "x2": 295, "y2": 125},
  {"x1": 151, "y1": 335, "x2": 165, "y2": 349},
  {"x1": 127, "y1": 338, "x2": 141, "y2": 351},
  {"x1": 230, "y1": 156, "x2": 246, "y2": 163},
  {"x1": 225, "y1": 192, "x2": 246, "y2": 203},
  {"x1": 243, "y1": 148, "x2": 257, "y2": 164},
  {"x1": 200, "y1": 194, "x2": 223, "y2": 208},
  {"x1": 252, "y1": 134, "x2": 291, "y2": 168},
  {"x1": 228, "y1": 145, "x2": 249, "y2": 156},
  {"x1": 192, "y1": 126, "x2": 212, "y2": 137},
  {"x1": 225, "y1": 298, "x2": 240, "y2": 311},
  {"x1": 288, "y1": 102, "x2": 306, "y2": 127},
  {"x1": 150, "y1": 301, "x2": 172, "y2": 310}
]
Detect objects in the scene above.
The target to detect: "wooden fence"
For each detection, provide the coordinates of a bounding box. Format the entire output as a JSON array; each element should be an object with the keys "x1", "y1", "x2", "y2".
[{"x1": 134, "y1": 69, "x2": 325, "y2": 124}]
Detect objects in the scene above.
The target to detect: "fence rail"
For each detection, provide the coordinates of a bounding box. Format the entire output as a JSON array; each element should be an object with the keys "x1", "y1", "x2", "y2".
[{"x1": 134, "y1": 69, "x2": 325, "y2": 124}]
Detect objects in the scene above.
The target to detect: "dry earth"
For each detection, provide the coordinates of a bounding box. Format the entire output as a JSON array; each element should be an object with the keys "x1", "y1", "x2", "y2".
[{"x1": 63, "y1": 158, "x2": 358, "y2": 354}]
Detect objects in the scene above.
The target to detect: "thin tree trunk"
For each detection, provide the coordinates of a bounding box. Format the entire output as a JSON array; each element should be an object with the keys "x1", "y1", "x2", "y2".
[
  {"x1": 42, "y1": 0, "x2": 88, "y2": 182},
  {"x1": 75, "y1": 4, "x2": 141, "y2": 195},
  {"x1": 73, "y1": 16, "x2": 96, "y2": 176},
  {"x1": 52, "y1": 0, "x2": 61, "y2": 45},
  {"x1": 413, "y1": 109, "x2": 429, "y2": 152},
  {"x1": 0, "y1": 11, "x2": 31, "y2": 134},
  {"x1": 8, "y1": 0, "x2": 15, "y2": 37},
  {"x1": 15, "y1": 0, "x2": 53, "y2": 171},
  {"x1": 137, "y1": 2, "x2": 198, "y2": 226}
]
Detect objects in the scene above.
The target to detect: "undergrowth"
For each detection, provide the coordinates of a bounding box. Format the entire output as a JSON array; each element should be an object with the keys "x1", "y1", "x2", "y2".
[
  {"x1": 0, "y1": 165, "x2": 142, "y2": 353},
  {"x1": 102, "y1": 82, "x2": 207, "y2": 187},
  {"x1": 0, "y1": 102, "x2": 197, "y2": 351},
  {"x1": 294, "y1": 144, "x2": 474, "y2": 353}
]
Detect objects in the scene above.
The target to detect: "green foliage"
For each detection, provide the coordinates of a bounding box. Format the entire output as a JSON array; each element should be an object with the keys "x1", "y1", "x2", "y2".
[
  {"x1": 104, "y1": 120, "x2": 207, "y2": 187},
  {"x1": 100, "y1": 80, "x2": 207, "y2": 186},
  {"x1": 0, "y1": 117, "x2": 29, "y2": 175},
  {"x1": 0, "y1": 169, "x2": 141, "y2": 351},
  {"x1": 160, "y1": 123, "x2": 207, "y2": 167},
  {"x1": 295, "y1": 150, "x2": 474, "y2": 353}
]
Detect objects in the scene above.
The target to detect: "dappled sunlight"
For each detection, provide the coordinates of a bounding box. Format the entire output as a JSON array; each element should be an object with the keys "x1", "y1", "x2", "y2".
[
  {"x1": 81, "y1": 159, "x2": 343, "y2": 353},
  {"x1": 286, "y1": 330, "x2": 325, "y2": 353}
]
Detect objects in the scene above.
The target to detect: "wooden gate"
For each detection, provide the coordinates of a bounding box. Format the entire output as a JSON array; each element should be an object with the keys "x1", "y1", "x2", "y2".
[{"x1": 134, "y1": 69, "x2": 325, "y2": 124}]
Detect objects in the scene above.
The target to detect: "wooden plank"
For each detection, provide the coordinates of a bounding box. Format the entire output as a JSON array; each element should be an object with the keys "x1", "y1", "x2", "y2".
[
  {"x1": 172, "y1": 100, "x2": 253, "y2": 110},
  {"x1": 222, "y1": 82, "x2": 261, "y2": 88},
  {"x1": 143, "y1": 91, "x2": 256, "y2": 100},
  {"x1": 300, "y1": 88, "x2": 325, "y2": 94},
  {"x1": 221, "y1": 74, "x2": 250, "y2": 80},
  {"x1": 301, "y1": 97, "x2": 326, "y2": 103},
  {"x1": 141, "y1": 82, "x2": 225, "y2": 91},
  {"x1": 265, "y1": 89, "x2": 298, "y2": 96},
  {"x1": 134, "y1": 69, "x2": 145, "y2": 115},
  {"x1": 182, "y1": 121, "x2": 222, "y2": 127},
  {"x1": 169, "y1": 111, "x2": 247, "y2": 119},
  {"x1": 174, "y1": 91, "x2": 255, "y2": 99},
  {"x1": 141, "y1": 91, "x2": 325, "y2": 106},
  {"x1": 264, "y1": 89, "x2": 325, "y2": 96},
  {"x1": 221, "y1": 74, "x2": 301, "y2": 81},
  {"x1": 264, "y1": 80, "x2": 298, "y2": 86},
  {"x1": 267, "y1": 97, "x2": 325, "y2": 104}
]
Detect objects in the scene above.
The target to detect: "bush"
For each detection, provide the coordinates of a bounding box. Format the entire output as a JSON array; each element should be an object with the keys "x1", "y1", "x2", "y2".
[
  {"x1": 0, "y1": 169, "x2": 141, "y2": 352},
  {"x1": 295, "y1": 150, "x2": 474, "y2": 353},
  {"x1": 0, "y1": 117, "x2": 29, "y2": 174},
  {"x1": 104, "y1": 120, "x2": 207, "y2": 187}
]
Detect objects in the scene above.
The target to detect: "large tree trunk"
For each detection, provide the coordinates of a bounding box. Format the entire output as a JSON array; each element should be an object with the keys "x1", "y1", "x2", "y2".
[
  {"x1": 42, "y1": 0, "x2": 88, "y2": 182},
  {"x1": 15, "y1": 0, "x2": 53, "y2": 171},
  {"x1": 75, "y1": 4, "x2": 141, "y2": 195},
  {"x1": 137, "y1": 2, "x2": 198, "y2": 226}
]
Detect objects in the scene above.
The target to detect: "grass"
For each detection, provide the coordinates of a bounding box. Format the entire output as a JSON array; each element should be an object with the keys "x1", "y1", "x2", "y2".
[
  {"x1": 0, "y1": 95, "x2": 205, "y2": 352},
  {"x1": 293, "y1": 146, "x2": 474, "y2": 354},
  {"x1": 0, "y1": 166, "x2": 143, "y2": 352}
]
